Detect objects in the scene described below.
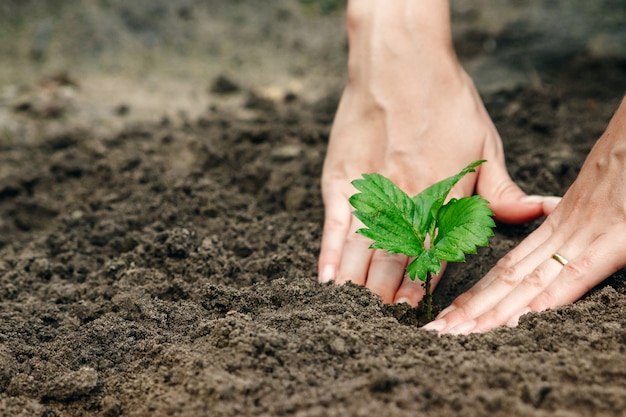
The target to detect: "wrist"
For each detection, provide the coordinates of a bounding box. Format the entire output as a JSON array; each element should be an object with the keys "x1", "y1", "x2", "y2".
[{"x1": 345, "y1": 0, "x2": 464, "y2": 107}]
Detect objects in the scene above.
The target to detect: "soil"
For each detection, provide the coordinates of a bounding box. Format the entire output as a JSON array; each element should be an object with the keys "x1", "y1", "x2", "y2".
[{"x1": 1, "y1": 2, "x2": 626, "y2": 416}]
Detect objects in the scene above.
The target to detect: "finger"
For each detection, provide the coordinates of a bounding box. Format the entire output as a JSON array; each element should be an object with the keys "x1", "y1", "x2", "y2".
[
  {"x1": 318, "y1": 187, "x2": 353, "y2": 283},
  {"x1": 518, "y1": 195, "x2": 562, "y2": 216},
  {"x1": 455, "y1": 219, "x2": 556, "y2": 296},
  {"x1": 541, "y1": 196, "x2": 562, "y2": 215},
  {"x1": 476, "y1": 155, "x2": 545, "y2": 224},
  {"x1": 530, "y1": 231, "x2": 626, "y2": 312},
  {"x1": 364, "y1": 250, "x2": 408, "y2": 304},
  {"x1": 431, "y1": 226, "x2": 566, "y2": 331},
  {"x1": 470, "y1": 231, "x2": 622, "y2": 332},
  {"x1": 445, "y1": 225, "x2": 619, "y2": 334},
  {"x1": 468, "y1": 256, "x2": 565, "y2": 333},
  {"x1": 394, "y1": 263, "x2": 446, "y2": 306},
  {"x1": 334, "y1": 217, "x2": 375, "y2": 286}
]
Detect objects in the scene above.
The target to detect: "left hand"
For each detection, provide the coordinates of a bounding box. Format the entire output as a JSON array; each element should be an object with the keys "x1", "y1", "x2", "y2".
[{"x1": 423, "y1": 96, "x2": 626, "y2": 334}]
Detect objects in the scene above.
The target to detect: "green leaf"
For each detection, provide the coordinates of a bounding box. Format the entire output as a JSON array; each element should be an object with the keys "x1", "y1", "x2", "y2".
[
  {"x1": 350, "y1": 173, "x2": 425, "y2": 256},
  {"x1": 433, "y1": 195, "x2": 495, "y2": 262},
  {"x1": 406, "y1": 249, "x2": 441, "y2": 282},
  {"x1": 348, "y1": 160, "x2": 495, "y2": 283},
  {"x1": 412, "y1": 160, "x2": 486, "y2": 238}
]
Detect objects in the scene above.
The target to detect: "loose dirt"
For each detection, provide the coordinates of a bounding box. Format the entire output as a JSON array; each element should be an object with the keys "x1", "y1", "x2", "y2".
[{"x1": 1, "y1": 2, "x2": 625, "y2": 416}]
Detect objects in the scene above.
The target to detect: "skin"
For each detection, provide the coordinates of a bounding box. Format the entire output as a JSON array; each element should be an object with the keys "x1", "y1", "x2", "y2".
[
  {"x1": 424, "y1": 96, "x2": 626, "y2": 334},
  {"x1": 318, "y1": 0, "x2": 625, "y2": 333}
]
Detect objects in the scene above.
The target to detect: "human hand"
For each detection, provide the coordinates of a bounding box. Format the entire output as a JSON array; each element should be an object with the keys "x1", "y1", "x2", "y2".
[
  {"x1": 318, "y1": 0, "x2": 549, "y2": 307},
  {"x1": 423, "y1": 96, "x2": 626, "y2": 334}
]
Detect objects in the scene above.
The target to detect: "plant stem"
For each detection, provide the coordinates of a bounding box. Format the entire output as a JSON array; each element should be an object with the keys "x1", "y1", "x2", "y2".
[{"x1": 424, "y1": 273, "x2": 433, "y2": 321}]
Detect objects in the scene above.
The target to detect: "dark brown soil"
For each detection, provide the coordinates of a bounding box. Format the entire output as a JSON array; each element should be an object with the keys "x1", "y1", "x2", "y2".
[{"x1": 1, "y1": 2, "x2": 626, "y2": 417}]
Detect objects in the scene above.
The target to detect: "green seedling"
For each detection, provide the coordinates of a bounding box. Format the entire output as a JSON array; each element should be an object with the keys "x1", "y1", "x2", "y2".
[{"x1": 349, "y1": 160, "x2": 495, "y2": 321}]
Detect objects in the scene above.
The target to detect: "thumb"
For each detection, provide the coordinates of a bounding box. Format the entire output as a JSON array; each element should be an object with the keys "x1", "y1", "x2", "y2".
[{"x1": 476, "y1": 159, "x2": 545, "y2": 224}]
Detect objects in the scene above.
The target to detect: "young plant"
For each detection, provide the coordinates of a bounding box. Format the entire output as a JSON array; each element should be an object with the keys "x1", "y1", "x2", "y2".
[{"x1": 349, "y1": 160, "x2": 495, "y2": 321}]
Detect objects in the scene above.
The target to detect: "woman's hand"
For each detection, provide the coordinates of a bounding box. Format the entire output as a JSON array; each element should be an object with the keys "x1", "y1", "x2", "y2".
[
  {"x1": 318, "y1": 0, "x2": 548, "y2": 307},
  {"x1": 424, "y1": 96, "x2": 626, "y2": 334}
]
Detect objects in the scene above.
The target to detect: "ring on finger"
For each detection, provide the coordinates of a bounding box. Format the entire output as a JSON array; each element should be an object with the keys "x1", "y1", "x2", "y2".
[{"x1": 551, "y1": 253, "x2": 569, "y2": 266}]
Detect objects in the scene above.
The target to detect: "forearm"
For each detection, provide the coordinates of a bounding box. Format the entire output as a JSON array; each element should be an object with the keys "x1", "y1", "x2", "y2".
[
  {"x1": 343, "y1": 0, "x2": 466, "y2": 126},
  {"x1": 605, "y1": 95, "x2": 626, "y2": 147},
  {"x1": 345, "y1": 0, "x2": 460, "y2": 94},
  {"x1": 582, "y1": 95, "x2": 626, "y2": 175}
]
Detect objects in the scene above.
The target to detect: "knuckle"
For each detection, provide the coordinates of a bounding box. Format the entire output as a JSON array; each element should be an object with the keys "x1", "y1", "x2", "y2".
[
  {"x1": 445, "y1": 303, "x2": 474, "y2": 323},
  {"x1": 495, "y1": 251, "x2": 517, "y2": 269},
  {"x1": 453, "y1": 292, "x2": 473, "y2": 305},
  {"x1": 491, "y1": 180, "x2": 520, "y2": 203},
  {"x1": 562, "y1": 259, "x2": 586, "y2": 280},
  {"x1": 475, "y1": 309, "x2": 502, "y2": 328},
  {"x1": 521, "y1": 268, "x2": 548, "y2": 289},
  {"x1": 563, "y1": 259, "x2": 595, "y2": 294},
  {"x1": 530, "y1": 289, "x2": 556, "y2": 312},
  {"x1": 491, "y1": 261, "x2": 519, "y2": 287},
  {"x1": 323, "y1": 216, "x2": 347, "y2": 233}
]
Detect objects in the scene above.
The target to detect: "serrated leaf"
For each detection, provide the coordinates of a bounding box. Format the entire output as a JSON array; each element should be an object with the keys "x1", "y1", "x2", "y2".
[
  {"x1": 433, "y1": 195, "x2": 495, "y2": 262},
  {"x1": 406, "y1": 249, "x2": 441, "y2": 282},
  {"x1": 348, "y1": 160, "x2": 495, "y2": 284},
  {"x1": 349, "y1": 174, "x2": 424, "y2": 256},
  {"x1": 412, "y1": 160, "x2": 486, "y2": 238}
]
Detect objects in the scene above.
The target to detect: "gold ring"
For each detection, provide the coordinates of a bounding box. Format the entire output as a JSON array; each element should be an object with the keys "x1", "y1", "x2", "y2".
[{"x1": 552, "y1": 253, "x2": 568, "y2": 266}]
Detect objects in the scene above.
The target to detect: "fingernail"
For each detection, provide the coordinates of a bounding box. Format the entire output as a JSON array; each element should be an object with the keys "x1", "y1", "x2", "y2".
[
  {"x1": 319, "y1": 265, "x2": 336, "y2": 283},
  {"x1": 521, "y1": 195, "x2": 545, "y2": 204},
  {"x1": 437, "y1": 304, "x2": 456, "y2": 318},
  {"x1": 447, "y1": 320, "x2": 476, "y2": 335},
  {"x1": 506, "y1": 307, "x2": 531, "y2": 327},
  {"x1": 521, "y1": 195, "x2": 562, "y2": 207},
  {"x1": 422, "y1": 319, "x2": 446, "y2": 332},
  {"x1": 396, "y1": 297, "x2": 411, "y2": 305},
  {"x1": 541, "y1": 196, "x2": 562, "y2": 210}
]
